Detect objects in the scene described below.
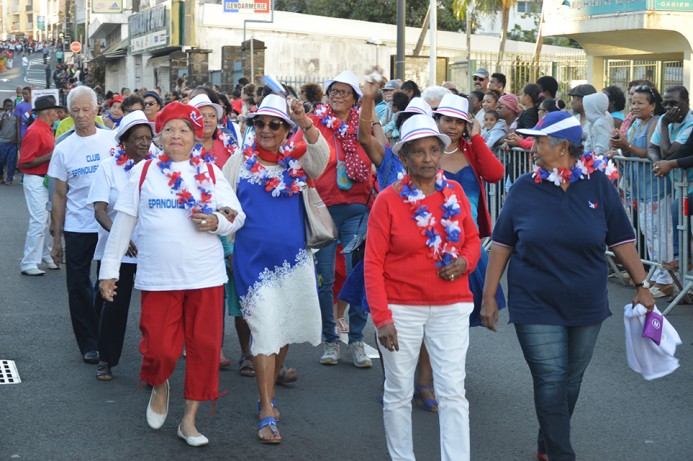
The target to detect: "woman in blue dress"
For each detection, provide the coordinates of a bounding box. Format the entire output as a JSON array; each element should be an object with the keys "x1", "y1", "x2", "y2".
[
  {"x1": 434, "y1": 93, "x2": 507, "y2": 326},
  {"x1": 222, "y1": 95, "x2": 329, "y2": 444}
]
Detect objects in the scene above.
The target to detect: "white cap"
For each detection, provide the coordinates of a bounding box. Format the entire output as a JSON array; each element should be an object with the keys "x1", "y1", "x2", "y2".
[
  {"x1": 114, "y1": 110, "x2": 155, "y2": 144},
  {"x1": 324, "y1": 70, "x2": 363, "y2": 99},
  {"x1": 433, "y1": 94, "x2": 471, "y2": 122},
  {"x1": 393, "y1": 114, "x2": 451, "y2": 155},
  {"x1": 188, "y1": 94, "x2": 224, "y2": 121}
]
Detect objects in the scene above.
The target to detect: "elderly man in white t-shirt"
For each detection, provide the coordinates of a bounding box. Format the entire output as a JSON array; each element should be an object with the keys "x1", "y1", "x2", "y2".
[{"x1": 48, "y1": 86, "x2": 117, "y2": 364}]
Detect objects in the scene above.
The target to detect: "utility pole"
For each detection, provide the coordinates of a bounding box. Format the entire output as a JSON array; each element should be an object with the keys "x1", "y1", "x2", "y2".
[{"x1": 396, "y1": 0, "x2": 405, "y2": 80}]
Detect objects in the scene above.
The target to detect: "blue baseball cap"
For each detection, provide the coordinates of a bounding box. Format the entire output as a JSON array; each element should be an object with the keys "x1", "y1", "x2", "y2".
[{"x1": 516, "y1": 111, "x2": 582, "y2": 144}]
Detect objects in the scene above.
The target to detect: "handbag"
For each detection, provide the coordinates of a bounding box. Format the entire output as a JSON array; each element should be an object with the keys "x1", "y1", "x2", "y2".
[
  {"x1": 341, "y1": 186, "x2": 377, "y2": 266},
  {"x1": 302, "y1": 186, "x2": 338, "y2": 250}
]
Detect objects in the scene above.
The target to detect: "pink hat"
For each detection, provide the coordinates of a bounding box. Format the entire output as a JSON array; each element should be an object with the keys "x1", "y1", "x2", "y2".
[{"x1": 498, "y1": 94, "x2": 521, "y2": 115}]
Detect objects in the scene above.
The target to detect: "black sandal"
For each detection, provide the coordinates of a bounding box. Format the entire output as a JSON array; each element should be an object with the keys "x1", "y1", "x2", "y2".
[
  {"x1": 239, "y1": 355, "x2": 255, "y2": 377},
  {"x1": 96, "y1": 362, "x2": 112, "y2": 381}
]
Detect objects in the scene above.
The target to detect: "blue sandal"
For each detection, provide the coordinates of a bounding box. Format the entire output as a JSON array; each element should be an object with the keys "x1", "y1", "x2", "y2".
[
  {"x1": 257, "y1": 416, "x2": 281, "y2": 444},
  {"x1": 414, "y1": 385, "x2": 439, "y2": 413},
  {"x1": 257, "y1": 398, "x2": 279, "y2": 420}
]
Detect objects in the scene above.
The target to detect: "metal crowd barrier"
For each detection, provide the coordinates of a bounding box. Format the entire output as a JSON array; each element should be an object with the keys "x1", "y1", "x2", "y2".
[{"x1": 484, "y1": 148, "x2": 692, "y2": 315}]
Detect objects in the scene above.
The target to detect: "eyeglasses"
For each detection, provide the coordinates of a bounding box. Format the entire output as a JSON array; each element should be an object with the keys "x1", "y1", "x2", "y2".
[
  {"x1": 252, "y1": 119, "x2": 286, "y2": 131},
  {"x1": 144, "y1": 101, "x2": 158, "y2": 107},
  {"x1": 473, "y1": 77, "x2": 486, "y2": 82},
  {"x1": 498, "y1": 104, "x2": 506, "y2": 110},
  {"x1": 328, "y1": 88, "x2": 354, "y2": 98}
]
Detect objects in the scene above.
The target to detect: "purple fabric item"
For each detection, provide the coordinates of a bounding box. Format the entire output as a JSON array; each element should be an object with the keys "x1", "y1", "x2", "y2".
[{"x1": 642, "y1": 310, "x2": 663, "y2": 345}]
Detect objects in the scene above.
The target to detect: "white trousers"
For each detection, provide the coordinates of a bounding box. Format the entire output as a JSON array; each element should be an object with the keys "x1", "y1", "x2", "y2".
[
  {"x1": 380, "y1": 302, "x2": 474, "y2": 461},
  {"x1": 638, "y1": 198, "x2": 673, "y2": 284},
  {"x1": 21, "y1": 174, "x2": 52, "y2": 271}
]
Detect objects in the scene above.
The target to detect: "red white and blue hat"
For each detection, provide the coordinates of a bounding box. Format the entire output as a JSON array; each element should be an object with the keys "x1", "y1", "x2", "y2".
[
  {"x1": 393, "y1": 114, "x2": 451, "y2": 155},
  {"x1": 188, "y1": 94, "x2": 224, "y2": 121},
  {"x1": 433, "y1": 94, "x2": 471, "y2": 122},
  {"x1": 114, "y1": 110, "x2": 154, "y2": 144},
  {"x1": 394, "y1": 97, "x2": 433, "y2": 124},
  {"x1": 516, "y1": 111, "x2": 582, "y2": 144},
  {"x1": 324, "y1": 70, "x2": 363, "y2": 99},
  {"x1": 246, "y1": 94, "x2": 296, "y2": 129}
]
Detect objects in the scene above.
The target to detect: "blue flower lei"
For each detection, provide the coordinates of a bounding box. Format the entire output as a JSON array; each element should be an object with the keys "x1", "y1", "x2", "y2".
[
  {"x1": 112, "y1": 144, "x2": 155, "y2": 172},
  {"x1": 156, "y1": 143, "x2": 215, "y2": 216},
  {"x1": 532, "y1": 151, "x2": 619, "y2": 186},
  {"x1": 242, "y1": 141, "x2": 308, "y2": 197}
]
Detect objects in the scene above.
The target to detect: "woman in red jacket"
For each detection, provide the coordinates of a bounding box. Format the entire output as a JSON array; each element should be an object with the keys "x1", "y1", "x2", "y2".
[
  {"x1": 365, "y1": 114, "x2": 481, "y2": 461},
  {"x1": 435, "y1": 93, "x2": 506, "y2": 327}
]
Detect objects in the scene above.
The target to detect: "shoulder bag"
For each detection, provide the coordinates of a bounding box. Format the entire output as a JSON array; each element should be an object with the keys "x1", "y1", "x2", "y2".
[{"x1": 303, "y1": 185, "x2": 338, "y2": 250}]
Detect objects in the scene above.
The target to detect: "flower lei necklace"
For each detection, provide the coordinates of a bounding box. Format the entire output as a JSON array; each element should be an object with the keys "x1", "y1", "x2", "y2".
[
  {"x1": 157, "y1": 143, "x2": 216, "y2": 215},
  {"x1": 217, "y1": 130, "x2": 240, "y2": 158},
  {"x1": 112, "y1": 144, "x2": 155, "y2": 171},
  {"x1": 243, "y1": 141, "x2": 308, "y2": 197},
  {"x1": 314, "y1": 104, "x2": 370, "y2": 182},
  {"x1": 532, "y1": 151, "x2": 619, "y2": 186},
  {"x1": 400, "y1": 170, "x2": 462, "y2": 268}
]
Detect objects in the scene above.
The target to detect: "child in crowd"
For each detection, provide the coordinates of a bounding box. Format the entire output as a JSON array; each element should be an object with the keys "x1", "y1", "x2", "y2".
[{"x1": 481, "y1": 109, "x2": 507, "y2": 149}]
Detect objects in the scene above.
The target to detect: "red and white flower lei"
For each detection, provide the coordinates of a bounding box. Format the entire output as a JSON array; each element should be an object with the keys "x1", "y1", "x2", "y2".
[
  {"x1": 532, "y1": 151, "x2": 619, "y2": 186},
  {"x1": 156, "y1": 143, "x2": 215, "y2": 215},
  {"x1": 314, "y1": 104, "x2": 371, "y2": 182},
  {"x1": 111, "y1": 144, "x2": 155, "y2": 171},
  {"x1": 242, "y1": 142, "x2": 308, "y2": 197},
  {"x1": 400, "y1": 170, "x2": 462, "y2": 268}
]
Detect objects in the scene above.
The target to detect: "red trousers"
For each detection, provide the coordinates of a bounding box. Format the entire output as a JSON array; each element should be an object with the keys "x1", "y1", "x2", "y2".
[{"x1": 139, "y1": 286, "x2": 224, "y2": 401}]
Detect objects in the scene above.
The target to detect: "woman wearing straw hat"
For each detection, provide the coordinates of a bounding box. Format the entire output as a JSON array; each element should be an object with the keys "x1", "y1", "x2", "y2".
[
  {"x1": 88, "y1": 110, "x2": 155, "y2": 381},
  {"x1": 222, "y1": 94, "x2": 329, "y2": 443},
  {"x1": 366, "y1": 114, "x2": 481, "y2": 461},
  {"x1": 434, "y1": 93, "x2": 506, "y2": 327},
  {"x1": 98, "y1": 102, "x2": 245, "y2": 447},
  {"x1": 293, "y1": 70, "x2": 374, "y2": 368}
]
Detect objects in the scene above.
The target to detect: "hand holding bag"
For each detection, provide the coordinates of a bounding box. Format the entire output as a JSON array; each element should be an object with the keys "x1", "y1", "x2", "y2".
[{"x1": 303, "y1": 186, "x2": 338, "y2": 249}]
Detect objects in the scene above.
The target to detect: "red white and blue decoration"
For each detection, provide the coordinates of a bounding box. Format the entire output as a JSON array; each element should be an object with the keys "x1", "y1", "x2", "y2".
[
  {"x1": 532, "y1": 151, "x2": 619, "y2": 186},
  {"x1": 156, "y1": 143, "x2": 215, "y2": 215},
  {"x1": 112, "y1": 144, "x2": 155, "y2": 172},
  {"x1": 243, "y1": 141, "x2": 308, "y2": 197},
  {"x1": 313, "y1": 104, "x2": 370, "y2": 182},
  {"x1": 400, "y1": 170, "x2": 462, "y2": 268}
]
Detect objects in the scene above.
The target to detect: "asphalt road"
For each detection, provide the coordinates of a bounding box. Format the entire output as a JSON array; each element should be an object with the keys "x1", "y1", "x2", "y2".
[{"x1": 0, "y1": 75, "x2": 692, "y2": 460}]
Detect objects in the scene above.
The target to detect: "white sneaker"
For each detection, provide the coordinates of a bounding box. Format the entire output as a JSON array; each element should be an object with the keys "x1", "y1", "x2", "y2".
[
  {"x1": 42, "y1": 260, "x2": 59, "y2": 270},
  {"x1": 319, "y1": 342, "x2": 340, "y2": 365},
  {"x1": 21, "y1": 267, "x2": 45, "y2": 276},
  {"x1": 348, "y1": 341, "x2": 373, "y2": 368}
]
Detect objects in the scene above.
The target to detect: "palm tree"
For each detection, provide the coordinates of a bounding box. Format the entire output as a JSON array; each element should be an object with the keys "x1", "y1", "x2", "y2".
[{"x1": 452, "y1": 0, "x2": 520, "y2": 71}]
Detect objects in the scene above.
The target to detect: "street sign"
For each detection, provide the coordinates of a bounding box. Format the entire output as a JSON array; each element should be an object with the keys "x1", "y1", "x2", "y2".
[
  {"x1": 223, "y1": 0, "x2": 271, "y2": 14},
  {"x1": 70, "y1": 41, "x2": 82, "y2": 53}
]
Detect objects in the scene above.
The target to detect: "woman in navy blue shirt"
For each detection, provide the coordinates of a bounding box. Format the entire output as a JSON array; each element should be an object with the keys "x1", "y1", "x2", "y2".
[{"x1": 480, "y1": 111, "x2": 655, "y2": 461}]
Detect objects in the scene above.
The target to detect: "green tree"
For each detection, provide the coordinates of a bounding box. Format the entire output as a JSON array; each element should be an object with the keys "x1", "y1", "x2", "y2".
[
  {"x1": 452, "y1": 0, "x2": 520, "y2": 70},
  {"x1": 274, "y1": 0, "x2": 466, "y2": 32}
]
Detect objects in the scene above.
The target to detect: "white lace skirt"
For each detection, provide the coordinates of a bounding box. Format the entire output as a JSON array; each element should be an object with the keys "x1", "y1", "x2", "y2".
[{"x1": 240, "y1": 249, "x2": 322, "y2": 356}]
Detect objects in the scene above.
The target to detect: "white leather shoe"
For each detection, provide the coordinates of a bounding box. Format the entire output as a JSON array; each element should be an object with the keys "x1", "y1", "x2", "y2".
[
  {"x1": 177, "y1": 424, "x2": 209, "y2": 447},
  {"x1": 42, "y1": 260, "x2": 59, "y2": 270},
  {"x1": 146, "y1": 380, "x2": 169, "y2": 430},
  {"x1": 21, "y1": 268, "x2": 45, "y2": 276}
]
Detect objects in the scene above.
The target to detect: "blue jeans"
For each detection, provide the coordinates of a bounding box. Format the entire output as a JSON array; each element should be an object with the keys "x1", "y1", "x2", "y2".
[
  {"x1": 514, "y1": 322, "x2": 602, "y2": 461},
  {"x1": 0, "y1": 142, "x2": 18, "y2": 181},
  {"x1": 316, "y1": 203, "x2": 369, "y2": 344}
]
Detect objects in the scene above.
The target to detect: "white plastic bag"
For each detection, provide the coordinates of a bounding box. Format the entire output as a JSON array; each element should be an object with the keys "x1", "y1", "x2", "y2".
[{"x1": 623, "y1": 304, "x2": 681, "y2": 381}]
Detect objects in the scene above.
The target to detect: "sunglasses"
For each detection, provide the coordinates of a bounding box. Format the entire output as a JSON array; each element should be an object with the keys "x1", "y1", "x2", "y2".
[
  {"x1": 144, "y1": 101, "x2": 159, "y2": 107},
  {"x1": 328, "y1": 88, "x2": 354, "y2": 98},
  {"x1": 252, "y1": 119, "x2": 286, "y2": 131},
  {"x1": 635, "y1": 85, "x2": 656, "y2": 97},
  {"x1": 473, "y1": 76, "x2": 486, "y2": 82}
]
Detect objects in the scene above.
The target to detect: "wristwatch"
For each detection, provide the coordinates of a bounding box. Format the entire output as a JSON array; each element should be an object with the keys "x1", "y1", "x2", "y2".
[{"x1": 635, "y1": 280, "x2": 651, "y2": 289}]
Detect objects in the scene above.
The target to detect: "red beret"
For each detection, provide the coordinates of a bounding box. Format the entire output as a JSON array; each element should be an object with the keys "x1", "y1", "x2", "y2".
[
  {"x1": 108, "y1": 95, "x2": 124, "y2": 107},
  {"x1": 155, "y1": 101, "x2": 204, "y2": 139}
]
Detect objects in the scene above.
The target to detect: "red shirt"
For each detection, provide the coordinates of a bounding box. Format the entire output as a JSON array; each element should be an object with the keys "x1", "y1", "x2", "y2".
[
  {"x1": 365, "y1": 180, "x2": 481, "y2": 328},
  {"x1": 293, "y1": 114, "x2": 373, "y2": 207},
  {"x1": 462, "y1": 134, "x2": 505, "y2": 238},
  {"x1": 19, "y1": 118, "x2": 55, "y2": 176}
]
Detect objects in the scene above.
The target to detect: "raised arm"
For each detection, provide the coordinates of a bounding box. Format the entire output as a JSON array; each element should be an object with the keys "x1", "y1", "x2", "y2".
[{"x1": 358, "y1": 81, "x2": 386, "y2": 167}]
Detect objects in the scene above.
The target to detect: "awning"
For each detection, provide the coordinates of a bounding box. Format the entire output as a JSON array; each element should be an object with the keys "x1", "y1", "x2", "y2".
[{"x1": 101, "y1": 39, "x2": 128, "y2": 60}]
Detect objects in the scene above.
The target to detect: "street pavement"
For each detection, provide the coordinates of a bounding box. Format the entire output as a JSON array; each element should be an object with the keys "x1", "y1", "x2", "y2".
[{"x1": 1, "y1": 75, "x2": 692, "y2": 460}]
